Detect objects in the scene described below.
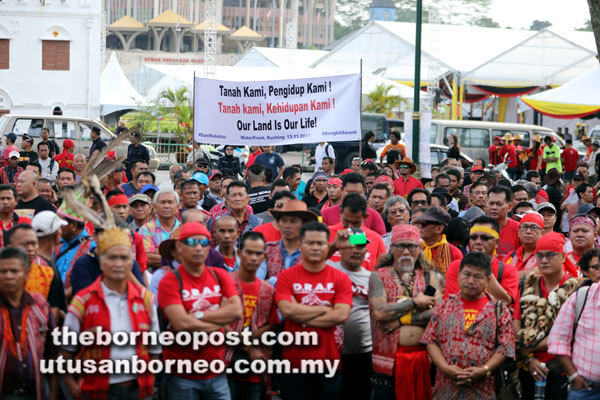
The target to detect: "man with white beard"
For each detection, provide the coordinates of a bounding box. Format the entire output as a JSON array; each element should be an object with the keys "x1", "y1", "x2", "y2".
[{"x1": 368, "y1": 224, "x2": 445, "y2": 400}]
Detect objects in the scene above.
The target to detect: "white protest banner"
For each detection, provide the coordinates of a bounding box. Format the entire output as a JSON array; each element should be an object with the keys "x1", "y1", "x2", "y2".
[{"x1": 194, "y1": 74, "x2": 361, "y2": 145}]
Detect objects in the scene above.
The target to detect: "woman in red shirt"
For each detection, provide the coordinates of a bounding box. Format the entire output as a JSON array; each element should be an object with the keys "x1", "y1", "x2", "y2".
[{"x1": 526, "y1": 135, "x2": 543, "y2": 172}]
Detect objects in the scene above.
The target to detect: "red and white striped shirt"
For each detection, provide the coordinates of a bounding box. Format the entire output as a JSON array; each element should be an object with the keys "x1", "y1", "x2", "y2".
[{"x1": 548, "y1": 282, "x2": 600, "y2": 383}]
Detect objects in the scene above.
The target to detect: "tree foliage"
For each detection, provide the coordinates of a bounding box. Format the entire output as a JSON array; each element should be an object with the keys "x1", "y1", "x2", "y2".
[
  {"x1": 364, "y1": 84, "x2": 406, "y2": 118},
  {"x1": 529, "y1": 20, "x2": 552, "y2": 31},
  {"x1": 474, "y1": 17, "x2": 500, "y2": 28},
  {"x1": 156, "y1": 87, "x2": 193, "y2": 142},
  {"x1": 576, "y1": 19, "x2": 592, "y2": 32}
]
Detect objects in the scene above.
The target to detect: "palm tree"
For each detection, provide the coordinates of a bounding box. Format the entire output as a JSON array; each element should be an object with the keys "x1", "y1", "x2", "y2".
[
  {"x1": 364, "y1": 84, "x2": 405, "y2": 118},
  {"x1": 157, "y1": 87, "x2": 193, "y2": 142}
]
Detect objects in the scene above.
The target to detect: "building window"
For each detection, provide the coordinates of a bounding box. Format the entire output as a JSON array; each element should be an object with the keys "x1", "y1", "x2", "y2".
[
  {"x1": 42, "y1": 40, "x2": 70, "y2": 71},
  {"x1": 0, "y1": 39, "x2": 8, "y2": 69}
]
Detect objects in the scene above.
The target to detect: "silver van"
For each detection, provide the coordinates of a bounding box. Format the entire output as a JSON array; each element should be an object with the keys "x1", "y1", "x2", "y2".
[
  {"x1": 429, "y1": 120, "x2": 561, "y2": 161},
  {"x1": 0, "y1": 114, "x2": 159, "y2": 171}
]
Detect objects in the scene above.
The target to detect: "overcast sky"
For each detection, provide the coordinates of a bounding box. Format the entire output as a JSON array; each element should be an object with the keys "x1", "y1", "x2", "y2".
[{"x1": 489, "y1": 0, "x2": 590, "y2": 31}]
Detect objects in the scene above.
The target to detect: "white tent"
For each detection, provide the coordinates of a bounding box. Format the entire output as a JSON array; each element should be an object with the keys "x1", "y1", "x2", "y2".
[
  {"x1": 100, "y1": 52, "x2": 147, "y2": 115},
  {"x1": 521, "y1": 67, "x2": 600, "y2": 119},
  {"x1": 141, "y1": 64, "x2": 421, "y2": 100},
  {"x1": 234, "y1": 47, "x2": 328, "y2": 68},
  {"x1": 464, "y1": 29, "x2": 597, "y2": 87}
]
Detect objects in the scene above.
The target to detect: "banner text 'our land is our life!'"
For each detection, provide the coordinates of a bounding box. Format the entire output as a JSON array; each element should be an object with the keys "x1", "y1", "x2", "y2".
[{"x1": 194, "y1": 74, "x2": 361, "y2": 146}]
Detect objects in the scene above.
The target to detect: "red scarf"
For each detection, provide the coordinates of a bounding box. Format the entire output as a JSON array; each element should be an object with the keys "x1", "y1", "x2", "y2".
[{"x1": 68, "y1": 278, "x2": 155, "y2": 399}]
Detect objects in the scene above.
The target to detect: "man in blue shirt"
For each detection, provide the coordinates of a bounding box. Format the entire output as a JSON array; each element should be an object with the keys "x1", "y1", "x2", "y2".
[{"x1": 254, "y1": 146, "x2": 285, "y2": 180}]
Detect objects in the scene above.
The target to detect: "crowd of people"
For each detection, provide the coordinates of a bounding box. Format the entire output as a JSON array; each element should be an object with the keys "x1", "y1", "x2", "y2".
[{"x1": 1, "y1": 129, "x2": 600, "y2": 400}]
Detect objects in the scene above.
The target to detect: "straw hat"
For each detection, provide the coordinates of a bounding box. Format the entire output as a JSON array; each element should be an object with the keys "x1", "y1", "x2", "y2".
[
  {"x1": 502, "y1": 133, "x2": 513, "y2": 142},
  {"x1": 399, "y1": 158, "x2": 417, "y2": 174},
  {"x1": 513, "y1": 133, "x2": 522, "y2": 141},
  {"x1": 532, "y1": 135, "x2": 542, "y2": 143}
]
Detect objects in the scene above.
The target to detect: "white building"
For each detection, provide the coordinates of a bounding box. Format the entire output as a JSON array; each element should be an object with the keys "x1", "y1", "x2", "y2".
[{"x1": 0, "y1": 0, "x2": 103, "y2": 119}]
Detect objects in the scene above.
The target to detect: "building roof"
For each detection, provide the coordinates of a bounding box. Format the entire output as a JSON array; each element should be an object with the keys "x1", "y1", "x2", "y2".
[
  {"x1": 229, "y1": 26, "x2": 262, "y2": 41},
  {"x1": 108, "y1": 15, "x2": 147, "y2": 31},
  {"x1": 194, "y1": 21, "x2": 231, "y2": 35},
  {"x1": 234, "y1": 47, "x2": 328, "y2": 68},
  {"x1": 148, "y1": 9, "x2": 193, "y2": 27},
  {"x1": 369, "y1": 0, "x2": 396, "y2": 9}
]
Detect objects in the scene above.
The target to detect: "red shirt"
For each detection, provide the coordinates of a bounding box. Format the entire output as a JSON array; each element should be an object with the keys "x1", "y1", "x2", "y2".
[
  {"x1": 462, "y1": 296, "x2": 489, "y2": 330},
  {"x1": 246, "y1": 150, "x2": 262, "y2": 171},
  {"x1": 499, "y1": 144, "x2": 518, "y2": 167},
  {"x1": 497, "y1": 218, "x2": 521, "y2": 257},
  {"x1": 562, "y1": 148, "x2": 579, "y2": 172},
  {"x1": 528, "y1": 148, "x2": 543, "y2": 170},
  {"x1": 253, "y1": 221, "x2": 281, "y2": 243},
  {"x1": 489, "y1": 145, "x2": 500, "y2": 165},
  {"x1": 393, "y1": 176, "x2": 424, "y2": 197},
  {"x1": 158, "y1": 266, "x2": 238, "y2": 379},
  {"x1": 327, "y1": 223, "x2": 386, "y2": 271},
  {"x1": 275, "y1": 264, "x2": 352, "y2": 368},
  {"x1": 321, "y1": 205, "x2": 386, "y2": 236}
]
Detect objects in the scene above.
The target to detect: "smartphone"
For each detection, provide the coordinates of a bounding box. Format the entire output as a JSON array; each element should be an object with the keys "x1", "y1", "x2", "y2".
[{"x1": 349, "y1": 233, "x2": 367, "y2": 245}]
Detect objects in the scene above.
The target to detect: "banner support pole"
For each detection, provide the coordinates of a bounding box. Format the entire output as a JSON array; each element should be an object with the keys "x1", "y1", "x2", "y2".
[
  {"x1": 192, "y1": 71, "x2": 196, "y2": 166},
  {"x1": 359, "y1": 59, "x2": 363, "y2": 160}
]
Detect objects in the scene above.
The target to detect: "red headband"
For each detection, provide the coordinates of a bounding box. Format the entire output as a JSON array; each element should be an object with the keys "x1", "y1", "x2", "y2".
[
  {"x1": 328, "y1": 177, "x2": 342, "y2": 187},
  {"x1": 108, "y1": 194, "x2": 129, "y2": 207},
  {"x1": 520, "y1": 212, "x2": 544, "y2": 229},
  {"x1": 391, "y1": 224, "x2": 420, "y2": 244}
]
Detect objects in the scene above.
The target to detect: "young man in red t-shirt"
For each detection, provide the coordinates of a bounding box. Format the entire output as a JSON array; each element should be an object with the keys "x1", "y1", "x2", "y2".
[
  {"x1": 226, "y1": 231, "x2": 280, "y2": 400},
  {"x1": 158, "y1": 222, "x2": 243, "y2": 399},
  {"x1": 561, "y1": 139, "x2": 579, "y2": 182},
  {"x1": 487, "y1": 186, "x2": 521, "y2": 257},
  {"x1": 276, "y1": 221, "x2": 352, "y2": 399}
]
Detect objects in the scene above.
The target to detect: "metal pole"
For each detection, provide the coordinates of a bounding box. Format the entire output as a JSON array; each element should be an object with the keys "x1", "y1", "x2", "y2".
[
  {"x1": 359, "y1": 59, "x2": 363, "y2": 159},
  {"x1": 412, "y1": 0, "x2": 422, "y2": 164},
  {"x1": 192, "y1": 71, "x2": 196, "y2": 166}
]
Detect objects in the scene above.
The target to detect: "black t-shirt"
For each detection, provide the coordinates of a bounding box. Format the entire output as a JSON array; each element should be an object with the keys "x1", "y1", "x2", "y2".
[
  {"x1": 16, "y1": 195, "x2": 56, "y2": 219},
  {"x1": 42, "y1": 257, "x2": 67, "y2": 311},
  {"x1": 18, "y1": 150, "x2": 39, "y2": 169},
  {"x1": 248, "y1": 185, "x2": 271, "y2": 214}
]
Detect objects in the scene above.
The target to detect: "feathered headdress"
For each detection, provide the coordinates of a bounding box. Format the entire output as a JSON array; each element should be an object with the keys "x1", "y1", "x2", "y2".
[{"x1": 61, "y1": 131, "x2": 133, "y2": 255}]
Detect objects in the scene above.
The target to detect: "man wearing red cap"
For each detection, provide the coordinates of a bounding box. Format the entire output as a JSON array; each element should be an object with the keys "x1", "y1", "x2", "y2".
[
  {"x1": 369, "y1": 224, "x2": 443, "y2": 400},
  {"x1": 159, "y1": 222, "x2": 243, "y2": 399},
  {"x1": 517, "y1": 231, "x2": 582, "y2": 400},
  {"x1": 445, "y1": 216, "x2": 519, "y2": 309},
  {"x1": 54, "y1": 139, "x2": 75, "y2": 171},
  {"x1": 504, "y1": 212, "x2": 544, "y2": 277}
]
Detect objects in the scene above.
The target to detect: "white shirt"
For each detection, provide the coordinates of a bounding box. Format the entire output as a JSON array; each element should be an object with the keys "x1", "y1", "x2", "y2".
[
  {"x1": 62, "y1": 281, "x2": 161, "y2": 384},
  {"x1": 38, "y1": 157, "x2": 59, "y2": 182},
  {"x1": 314, "y1": 142, "x2": 335, "y2": 172}
]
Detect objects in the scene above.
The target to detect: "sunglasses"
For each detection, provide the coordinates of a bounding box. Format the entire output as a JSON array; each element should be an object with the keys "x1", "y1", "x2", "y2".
[
  {"x1": 413, "y1": 221, "x2": 438, "y2": 227},
  {"x1": 536, "y1": 251, "x2": 559, "y2": 260},
  {"x1": 197, "y1": 163, "x2": 209, "y2": 168},
  {"x1": 398, "y1": 165, "x2": 410, "y2": 169},
  {"x1": 411, "y1": 200, "x2": 428, "y2": 206},
  {"x1": 181, "y1": 238, "x2": 211, "y2": 248},
  {"x1": 469, "y1": 234, "x2": 495, "y2": 242},
  {"x1": 392, "y1": 243, "x2": 420, "y2": 251}
]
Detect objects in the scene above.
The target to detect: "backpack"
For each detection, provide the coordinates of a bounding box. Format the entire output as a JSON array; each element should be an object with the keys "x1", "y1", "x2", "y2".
[
  {"x1": 158, "y1": 267, "x2": 222, "y2": 332},
  {"x1": 325, "y1": 144, "x2": 335, "y2": 159}
]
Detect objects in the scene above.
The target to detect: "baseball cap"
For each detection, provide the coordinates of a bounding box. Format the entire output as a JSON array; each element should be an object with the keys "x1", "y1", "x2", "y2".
[
  {"x1": 32, "y1": 211, "x2": 68, "y2": 237},
  {"x1": 208, "y1": 169, "x2": 223, "y2": 180},
  {"x1": 179, "y1": 222, "x2": 212, "y2": 241},
  {"x1": 572, "y1": 173, "x2": 585, "y2": 181},
  {"x1": 129, "y1": 193, "x2": 152, "y2": 205},
  {"x1": 8, "y1": 151, "x2": 19, "y2": 159},
  {"x1": 196, "y1": 157, "x2": 209, "y2": 166},
  {"x1": 22, "y1": 134, "x2": 34, "y2": 144},
  {"x1": 192, "y1": 172, "x2": 209, "y2": 185},
  {"x1": 130, "y1": 132, "x2": 141, "y2": 138},
  {"x1": 536, "y1": 202, "x2": 556, "y2": 214},
  {"x1": 6, "y1": 133, "x2": 17, "y2": 143},
  {"x1": 141, "y1": 184, "x2": 159, "y2": 194}
]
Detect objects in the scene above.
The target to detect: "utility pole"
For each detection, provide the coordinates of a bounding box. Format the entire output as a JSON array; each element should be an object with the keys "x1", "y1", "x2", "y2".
[
  {"x1": 412, "y1": 0, "x2": 422, "y2": 163},
  {"x1": 205, "y1": 0, "x2": 217, "y2": 78}
]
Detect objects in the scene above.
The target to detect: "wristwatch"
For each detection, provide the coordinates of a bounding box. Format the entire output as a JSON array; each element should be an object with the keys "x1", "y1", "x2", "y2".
[
  {"x1": 483, "y1": 365, "x2": 491, "y2": 377},
  {"x1": 194, "y1": 311, "x2": 204, "y2": 320},
  {"x1": 568, "y1": 372, "x2": 579, "y2": 384}
]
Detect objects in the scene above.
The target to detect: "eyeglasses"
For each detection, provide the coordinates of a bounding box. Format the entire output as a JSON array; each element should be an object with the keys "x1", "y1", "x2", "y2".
[
  {"x1": 411, "y1": 200, "x2": 428, "y2": 206},
  {"x1": 582, "y1": 264, "x2": 600, "y2": 271},
  {"x1": 180, "y1": 238, "x2": 211, "y2": 248},
  {"x1": 413, "y1": 221, "x2": 437, "y2": 227},
  {"x1": 388, "y1": 208, "x2": 408, "y2": 216},
  {"x1": 197, "y1": 163, "x2": 208, "y2": 168},
  {"x1": 536, "y1": 251, "x2": 559, "y2": 260},
  {"x1": 469, "y1": 234, "x2": 495, "y2": 242},
  {"x1": 392, "y1": 243, "x2": 420, "y2": 252},
  {"x1": 519, "y1": 224, "x2": 543, "y2": 232}
]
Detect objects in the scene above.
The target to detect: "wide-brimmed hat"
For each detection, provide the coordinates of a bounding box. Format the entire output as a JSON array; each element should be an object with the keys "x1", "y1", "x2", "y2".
[
  {"x1": 513, "y1": 133, "x2": 522, "y2": 141},
  {"x1": 532, "y1": 135, "x2": 542, "y2": 143},
  {"x1": 502, "y1": 133, "x2": 513, "y2": 142},
  {"x1": 544, "y1": 168, "x2": 562, "y2": 185},
  {"x1": 269, "y1": 200, "x2": 318, "y2": 222},
  {"x1": 399, "y1": 157, "x2": 417, "y2": 174},
  {"x1": 582, "y1": 135, "x2": 591, "y2": 142}
]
